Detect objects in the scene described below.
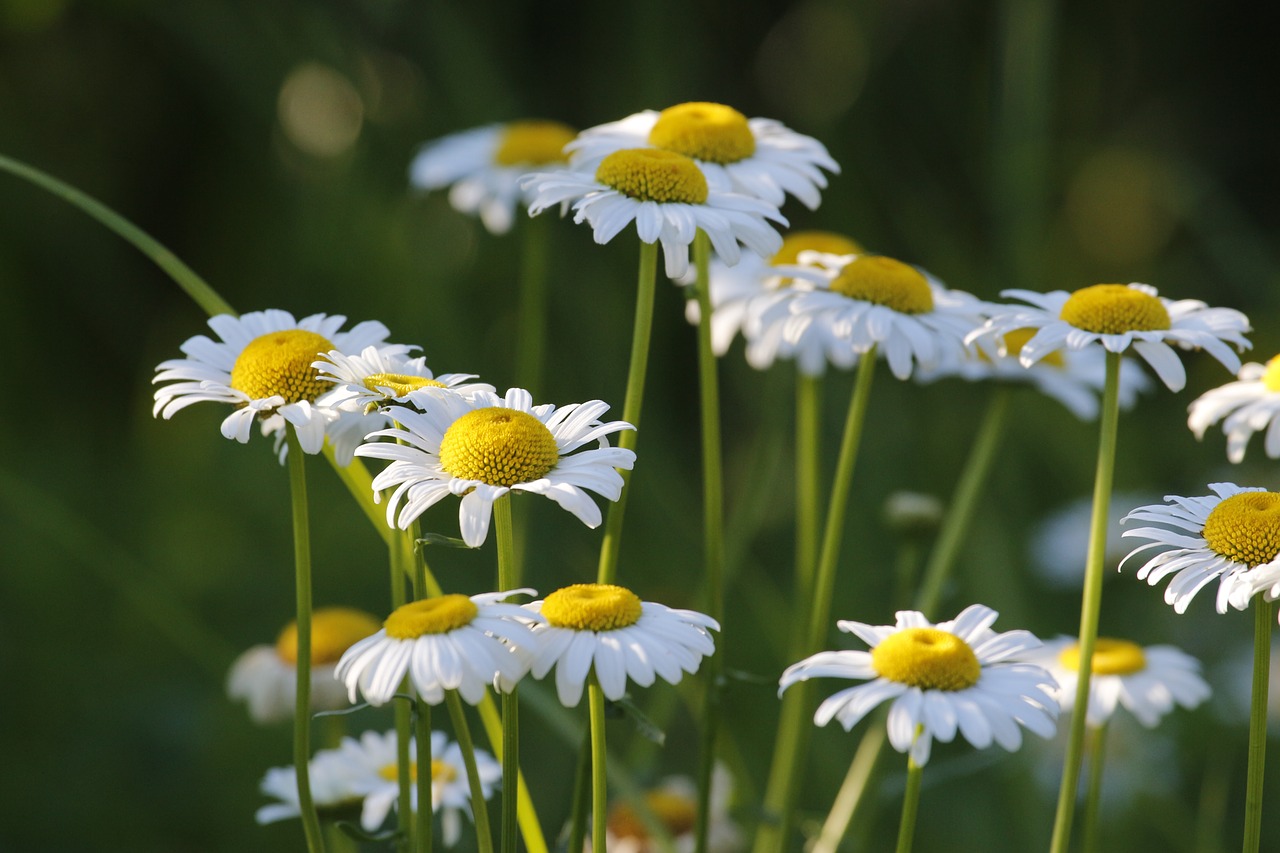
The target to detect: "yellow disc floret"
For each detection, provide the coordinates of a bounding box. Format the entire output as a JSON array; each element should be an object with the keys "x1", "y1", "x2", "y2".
[
  {"x1": 438, "y1": 408, "x2": 559, "y2": 486},
  {"x1": 1202, "y1": 491, "x2": 1280, "y2": 567},
  {"x1": 771, "y1": 230, "x2": 864, "y2": 266},
  {"x1": 494, "y1": 120, "x2": 576, "y2": 166},
  {"x1": 1001, "y1": 328, "x2": 1064, "y2": 368},
  {"x1": 541, "y1": 584, "x2": 643, "y2": 632},
  {"x1": 230, "y1": 329, "x2": 335, "y2": 404},
  {"x1": 1262, "y1": 355, "x2": 1280, "y2": 393},
  {"x1": 596, "y1": 149, "x2": 709, "y2": 204},
  {"x1": 647, "y1": 101, "x2": 756, "y2": 165},
  {"x1": 383, "y1": 595, "x2": 479, "y2": 639},
  {"x1": 379, "y1": 761, "x2": 418, "y2": 782},
  {"x1": 607, "y1": 789, "x2": 698, "y2": 840},
  {"x1": 275, "y1": 606, "x2": 381, "y2": 665},
  {"x1": 1059, "y1": 284, "x2": 1171, "y2": 335},
  {"x1": 829, "y1": 256, "x2": 934, "y2": 314},
  {"x1": 1058, "y1": 638, "x2": 1147, "y2": 676},
  {"x1": 363, "y1": 373, "x2": 446, "y2": 398},
  {"x1": 871, "y1": 628, "x2": 981, "y2": 691},
  {"x1": 432, "y1": 760, "x2": 458, "y2": 784}
]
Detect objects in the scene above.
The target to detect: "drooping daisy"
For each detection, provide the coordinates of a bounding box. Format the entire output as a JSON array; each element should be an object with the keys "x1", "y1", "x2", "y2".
[
  {"x1": 1121, "y1": 483, "x2": 1280, "y2": 613},
  {"x1": 314, "y1": 344, "x2": 495, "y2": 465},
  {"x1": 227, "y1": 606, "x2": 382, "y2": 724},
  {"x1": 335, "y1": 590, "x2": 541, "y2": 706},
  {"x1": 523, "y1": 584, "x2": 720, "y2": 708},
  {"x1": 966, "y1": 283, "x2": 1251, "y2": 392},
  {"x1": 1188, "y1": 355, "x2": 1280, "y2": 463},
  {"x1": 757, "y1": 251, "x2": 987, "y2": 380},
  {"x1": 152, "y1": 310, "x2": 391, "y2": 454},
  {"x1": 778, "y1": 604, "x2": 1059, "y2": 766},
  {"x1": 410, "y1": 120, "x2": 578, "y2": 234},
  {"x1": 1032, "y1": 636, "x2": 1210, "y2": 728},
  {"x1": 566, "y1": 101, "x2": 839, "y2": 211},
  {"x1": 600, "y1": 764, "x2": 743, "y2": 853},
  {"x1": 522, "y1": 148, "x2": 786, "y2": 279},
  {"x1": 355, "y1": 387, "x2": 636, "y2": 547}
]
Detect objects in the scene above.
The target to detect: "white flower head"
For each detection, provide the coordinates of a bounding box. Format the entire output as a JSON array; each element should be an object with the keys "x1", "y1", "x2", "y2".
[
  {"x1": 779, "y1": 604, "x2": 1059, "y2": 766},
  {"x1": 522, "y1": 147, "x2": 786, "y2": 280},
  {"x1": 566, "y1": 101, "x2": 839, "y2": 211},
  {"x1": 410, "y1": 120, "x2": 577, "y2": 234},
  {"x1": 759, "y1": 251, "x2": 987, "y2": 380},
  {"x1": 966, "y1": 283, "x2": 1251, "y2": 392},
  {"x1": 600, "y1": 764, "x2": 743, "y2": 853},
  {"x1": 355, "y1": 387, "x2": 635, "y2": 548},
  {"x1": 152, "y1": 310, "x2": 391, "y2": 455},
  {"x1": 227, "y1": 606, "x2": 382, "y2": 724},
  {"x1": 1188, "y1": 355, "x2": 1280, "y2": 463},
  {"x1": 524, "y1": 584, "x2": 720, "y2": 708},
  {"x1": 1031, "y1": 636, "x2": 1210, "y2": 728},
  {"x1": 335, "y1": 590, "x2": 542, "y2": 706},
  {"x1": 1121, "y1": 483, "x2": 1280, "y2": 613}
]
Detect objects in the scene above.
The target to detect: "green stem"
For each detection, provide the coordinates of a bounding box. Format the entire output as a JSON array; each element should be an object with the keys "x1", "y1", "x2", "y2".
[
  {"x1": 754, "y1": 349, "x2": 878, "y2": 853},
  {"x1": 446, "y1": 693, "x2": 496, "y2": 853},
  {"x1": 812, "y1": 723, "x2": 887, "y2": 853},
  {"x1": 494, "y1": 497, "x2": 520, "y2": 853},
  {"x1": 1081, "y1": 722, "x2": 1109, "y2": 853},
  {"x1": 691, "y1": 231, "x2": 726, "y2": 853},
  {"x1": 416, "y1": 702, "x2": 434, "y2": 853},
  {"x1": 392, "y1": 536, "x2": 413, "y2": 851},
  {"x1": 795, "y1": 374, "x2": 823, "y2": 605},
  {"x1": 894, "y1": 753, "x2": 925, "y2": 853},
  {"x1": 913, "y1": 385, "x2": 1010, "y2": 616},
  {"x1": 475, "y1": 697, "x2": 548, "y2": 853},
  {"x1": 596, "y1": 240, "x2": 658, "y2": 585},
  {"x1": 0, "y1": 153, "x2": 233, "y2": 317},
  {"x1": 568, "y1": 730, "x2": 592, "y2": 853},
  {"x1": 1243, "y1": 599, "x2": 1273, "y2": 853},
  {"x1": 285, "y1": 426, "x2": 325, "y2": 853},
  {"x1": 1049, "y1": 351, "x2": 1122, "y2": 853},
  {"x1": 515, "y1": 213, "x2": 551, "y2": 398},
  {"x1": 590, "y1": 680, "x2": 609, "y2": 853}
]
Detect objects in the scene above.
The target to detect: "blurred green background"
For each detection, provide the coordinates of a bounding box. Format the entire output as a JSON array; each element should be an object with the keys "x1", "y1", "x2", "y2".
[{"x1": 3, "y1": 0, "x2": 1279, "y2": 850}]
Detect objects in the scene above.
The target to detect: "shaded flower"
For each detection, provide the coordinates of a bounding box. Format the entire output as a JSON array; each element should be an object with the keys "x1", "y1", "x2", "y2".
[
  {"x1": 1188, "y1": 355, "x2": 1280, "y2": 463},
  {"x1": 600, "y1": 764, "x2": 743, "y2": 853}
]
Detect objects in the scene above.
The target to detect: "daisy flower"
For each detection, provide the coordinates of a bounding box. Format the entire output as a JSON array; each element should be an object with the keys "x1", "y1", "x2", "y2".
[
  {"x1": 355, "y1": 387, "x2": 636, "y2": 548},
  {"x1": 522, "y1": 147, "x2": 786, "y2": 279},
  {"x1": 601, "y1": 764, "x2": 743, "y2": 853},
  {"x1": 410, "y1": 120, "x2": 577, "y2": 234},
  {"x1": 758, "y1": 251, "x2": 987, "y2": 380},
  {"x1": 778, "y1": 604, "x2": 1059, "y2": 766},
  {"x1": 566, "y1": 101, "x2": 839, "y2": 210},
  {"x1": 152, "y1": 310, "x2": 391, "y2": 454},
  {"x1": 227, "y1": 606, "x2": 382, "y2": 724},
  {"x1": 1188, "y1": 355, "x2": 1280, "y2": 463},
  {"x1": 1121, "y1": 483, "x2": 1280, "y2": 613},
  {"x1": 335, "y1": 590, "x2": 541, "y2": 706},
  {"x1": 314, "y1": 344, "x2": 494, "y2": 465},
  {"x1": 966, "y1": 283, "x2": 1251, "y2": 392},
  {"x1": 523, "y1": 584, "x2": 720, "y2": 708},
  {"x1": 256, "y1": 748, "x2": 365, "y2": 825},
  {"x1": 1032, "y1": 636, "x2": 1210, "y2": 728}
]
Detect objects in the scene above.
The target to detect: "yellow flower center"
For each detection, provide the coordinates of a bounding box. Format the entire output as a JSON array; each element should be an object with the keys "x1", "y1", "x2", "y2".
[
  {"x1": 383, "y1": 595, "x2": 479, "y2": 639},
  {"x1": 1262, "y1": 355, "x2": 1280, "y2": 393},
  {"x1": 493, "y1": 120, "x2": 576, "y2": 166},
  {"x1": 275, "y1": 606, "x2": 382, "y2": 665},
  {"x1": 647, "y1": 101, "x2": 756, "y2": 165},
  {"x1": 999, "y1": 328, "x2": 1064, "y2": 368},
  {"x1": 770, "y1": 230, "x2": 865, "y2": 266},
  {"x1": 1058, "y1": 638, "x2": 1147, "y2": 676},
  {"x1": 376, "y1": 760, "x2": 454, "y2": 783},
  {"x1": 595, "y1": 148, "x2": 709, "y2": 204},
  {"x1": 1058, "y1": 284, "x2": 1171, "y2": 335},
  {"x1": 606, "y1": 789, "x2": 698, "y2": 840},
  {"x1": 829, "y1": 255, "x2": 934, "y2": 314},
  {"x1": 362, "y1": 372, "x2": 446, "y2": 398},
  {"x1": 1202, "y1": 491, "x2": 1280, "y2": 567},
  {"x1": 871, "y1": 627, "x2": 981, "y2": 691},
  {"x1": 437, "y1": 408, "x2": 559, "y2": 486},
  {"x1": 230, "y1": 329, "x2": 335, "y2": 404},
  {"x1": 541, "y1": 584, "x2": 643, "y2": 631}
]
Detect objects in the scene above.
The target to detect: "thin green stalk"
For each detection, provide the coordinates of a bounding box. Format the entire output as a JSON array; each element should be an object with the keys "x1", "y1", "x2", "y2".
[
  {"x1": 392, "y1": 535, "x2": 414, "y2": 851},
  {"x1": 416, "y1": 702, "x2": 434, "y2": 853},
  {"x1": 596, "y1": 240, "x2": 658, "y2": 585},
  {"x1": 691, "y1": 231, "x2": 726, "y2": 853},
  {"x1": 755, "y1": 349, "x2": 878, "y2": 853},
  {"x1": 446, "y1": 693, "x2": 496, "y2": 853},
  {"x1": 590, "y1": 680, "x2": 609, "y2": 853},
  {"x1": 1243, "y1": 599, "x2": 1273, "y2": 853},
  {"x1": 796, "y1": 374, "x2": 823, "y2": 604},
  {"x1": 1050, "y1": 351, "x2": 1122, "y2": 853},
  {"x1": 812, "y1": 723, "x2": 887, "y2": 853},
  {"x1": 476, "y1": 697, "x2": 548, "y2": 853},
  {"x1": 914, "y1": 385, "x2": 1010, "y2": 616},
  {"x1": 894, "y1": 753, "x2": 925, "y2": 853},
  {"x1": 1081, "y1": 722, "x2": 1109, "y2": 853},
  {"x1": 285, "y1": 426, "x2": 325, "y2": 853},
  {"x1": 515, "y1": 213, "x2": 551, "y2": 397},
  {"x1": 494, "y1": 497, "x2": 520, "y2": 853},
  {"x1": 568, "y1": 731, "x2": 592, "y2": 853}
]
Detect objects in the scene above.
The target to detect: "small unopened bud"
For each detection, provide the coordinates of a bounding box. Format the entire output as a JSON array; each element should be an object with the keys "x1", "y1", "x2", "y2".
[{"x1": 883, "y1": 491, "x2": 943, "y2": 538}]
